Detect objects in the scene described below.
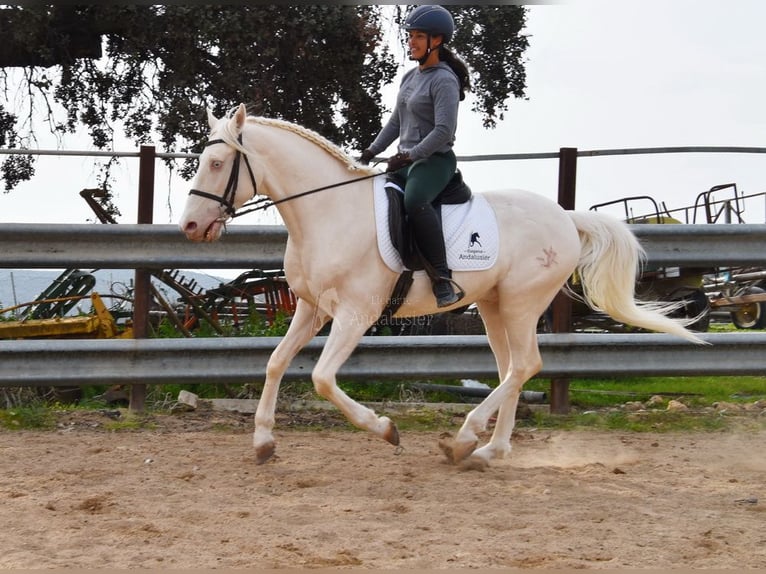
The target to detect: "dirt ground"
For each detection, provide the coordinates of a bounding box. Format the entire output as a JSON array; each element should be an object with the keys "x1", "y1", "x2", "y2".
[{"x1": 1, "y1": 407, "x2": 765, "y2": 570}]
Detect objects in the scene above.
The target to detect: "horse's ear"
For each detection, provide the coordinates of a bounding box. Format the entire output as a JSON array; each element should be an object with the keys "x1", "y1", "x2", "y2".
[
  {"x1": 206, "y1": 108, "x2": 218, "y2": 130},
  {"x1": 232, "y1": 103, "x2": 247, "y2": 131}
]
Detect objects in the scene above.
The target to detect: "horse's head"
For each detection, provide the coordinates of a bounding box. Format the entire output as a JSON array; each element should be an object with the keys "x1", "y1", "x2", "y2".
[{"x1": 179, "y1": 103, "x2": 258, "y2": 242}]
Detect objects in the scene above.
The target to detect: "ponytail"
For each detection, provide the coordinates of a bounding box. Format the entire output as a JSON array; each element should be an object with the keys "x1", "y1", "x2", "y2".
[{"x1": 440, "y1": 46, "x2": 471, "y2": 101}]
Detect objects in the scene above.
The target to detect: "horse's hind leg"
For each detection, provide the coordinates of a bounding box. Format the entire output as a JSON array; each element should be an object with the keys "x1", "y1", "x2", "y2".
[
  {"x1": 442, "y1": 299, "x2": 542, "y2": 467},
  {"x1": 253, "y1": 298, "x2": 329, "y2": 463},
  {"x1": 469, "y1": 314, "x2": 542, "y2": 467},
  {"x1": 441, "y1": 298, "x2": 511, "y2": 463},
  {"x1": 311, "y1": 308, "x2": 399, "y2": 446}
]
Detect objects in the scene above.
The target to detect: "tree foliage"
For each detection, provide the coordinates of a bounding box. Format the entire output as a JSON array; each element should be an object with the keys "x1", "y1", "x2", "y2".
[{"x1": 0, "y1": 5, "x2": 528, "y2": 192}]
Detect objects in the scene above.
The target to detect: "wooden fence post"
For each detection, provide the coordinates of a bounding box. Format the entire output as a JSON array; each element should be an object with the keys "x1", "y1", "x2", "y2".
[
  {"x1": 129, "y1": 145, "x2": 156, "y2": 413},
  {"x1": 550, "y1": 147, "x2": 578, "y2": 414}
]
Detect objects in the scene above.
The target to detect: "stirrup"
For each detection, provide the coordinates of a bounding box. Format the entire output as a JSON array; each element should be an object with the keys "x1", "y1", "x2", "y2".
[{"x1": 434, "y1": 276, "x2": 465, "y2": 308}]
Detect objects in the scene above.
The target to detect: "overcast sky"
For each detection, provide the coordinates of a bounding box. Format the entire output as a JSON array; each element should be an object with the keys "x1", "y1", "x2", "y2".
[{"x1": 1, "y1": 0, "x2": 765, "y2": 228}]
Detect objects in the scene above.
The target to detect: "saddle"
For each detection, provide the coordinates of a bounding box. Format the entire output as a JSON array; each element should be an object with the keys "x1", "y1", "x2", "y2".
[
  {"x1": 379, "y1": 171, "x2": 472, "y2": 320},
  {"x1": 385, "y1": 170, "x2": 472, "y2": 271}
]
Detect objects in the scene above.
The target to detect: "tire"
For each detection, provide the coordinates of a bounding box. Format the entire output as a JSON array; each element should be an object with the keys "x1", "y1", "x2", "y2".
[
  {"x1": 731, "y1": 286, "x2": 766, "y2": 329},
  {"x1": 685, "y1": 287, "x2": 711, "y2": 332},
  {"x1": 668, "y1": 287, "x2": 710, "y2": 332}
]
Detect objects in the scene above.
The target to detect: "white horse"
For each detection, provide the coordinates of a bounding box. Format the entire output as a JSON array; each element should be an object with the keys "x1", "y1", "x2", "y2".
[{"x1": 179, "y1": 104, "x2": 704, "y2": 468}]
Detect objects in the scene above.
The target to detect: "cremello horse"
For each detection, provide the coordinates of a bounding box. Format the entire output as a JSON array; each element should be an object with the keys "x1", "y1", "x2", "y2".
[{"x1": 180, "y1": 104, "x2": 704, "y2": 468}]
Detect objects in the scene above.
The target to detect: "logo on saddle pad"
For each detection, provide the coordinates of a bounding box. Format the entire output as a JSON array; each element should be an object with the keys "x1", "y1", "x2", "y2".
[
  {"x1": 459, "y1": 230, "x2": 491, "y2": 265},
  {"x1": 373, "y1": 176, "x2": 499, "y2": 273}
]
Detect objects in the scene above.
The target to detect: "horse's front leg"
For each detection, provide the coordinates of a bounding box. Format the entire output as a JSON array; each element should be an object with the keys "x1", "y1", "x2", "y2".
[
  {"x1": 311, "y1": 308, "x2": 399, "y2": 446},
  {"x1": 253, "y1": 298, "x2": 329, "y2": 464}
]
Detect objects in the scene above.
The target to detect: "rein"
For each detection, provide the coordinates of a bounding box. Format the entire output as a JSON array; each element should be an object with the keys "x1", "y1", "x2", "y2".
[
  {"x1": 188, "y1": 133, "x2": 382, "y2": 220},
  {"x1": 233, "y1": 171, "x2": 381, "y2": 218}
]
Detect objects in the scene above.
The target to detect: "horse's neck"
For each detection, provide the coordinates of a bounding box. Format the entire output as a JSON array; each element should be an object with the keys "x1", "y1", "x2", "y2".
[
  {"x1": 275, "y1": 175, "x2": 373, "y2": 241},
  {"x1": 253, "y1": 131, "x2": 374, "y2": 244}
]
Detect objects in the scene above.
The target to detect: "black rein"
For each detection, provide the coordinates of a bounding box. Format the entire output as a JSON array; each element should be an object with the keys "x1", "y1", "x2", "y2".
[{"x1": 188, "y1": 134, "x2": 382, "y2": 220}]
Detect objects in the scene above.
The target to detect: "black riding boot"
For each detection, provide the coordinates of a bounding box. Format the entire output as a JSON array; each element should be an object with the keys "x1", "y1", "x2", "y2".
[{"x1": 408, "y1": 204, "x2": 464, "y2": 308}]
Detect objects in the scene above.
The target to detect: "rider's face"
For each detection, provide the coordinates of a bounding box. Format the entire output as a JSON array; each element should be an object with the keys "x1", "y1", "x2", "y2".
[{"x1": 408, "y1": 30, "x2": 441, "y2": 61}]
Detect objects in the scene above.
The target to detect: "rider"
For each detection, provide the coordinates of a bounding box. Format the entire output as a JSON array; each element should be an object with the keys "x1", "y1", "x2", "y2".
[{"x1": 360, "y1": 5, "x2": 471, "y2": 308}]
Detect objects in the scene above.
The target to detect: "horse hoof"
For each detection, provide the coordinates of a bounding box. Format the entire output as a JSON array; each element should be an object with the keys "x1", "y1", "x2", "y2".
[
  {"x1": 383, "y1": 419, "x2": 400, "y2": 446},
  {"x1": 459, "y1": 455, "x2": 489, "y2": 472},
  {"x1": 255, "y1": 442, "x2": 276, "y2": 465},
  {"x1": 438, "y1": 435, "x2": 478, "y2": 464}
]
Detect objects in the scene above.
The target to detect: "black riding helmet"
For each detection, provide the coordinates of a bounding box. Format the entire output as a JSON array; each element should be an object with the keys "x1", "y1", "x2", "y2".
[{"x1": 404, "y1": 5, "x2": 455, "y2": 63}]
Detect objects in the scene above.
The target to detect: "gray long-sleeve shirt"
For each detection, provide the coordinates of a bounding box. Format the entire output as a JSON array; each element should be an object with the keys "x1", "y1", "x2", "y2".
[{"x1": 368, "y1": 62, "x2": 459, "y2": 162}]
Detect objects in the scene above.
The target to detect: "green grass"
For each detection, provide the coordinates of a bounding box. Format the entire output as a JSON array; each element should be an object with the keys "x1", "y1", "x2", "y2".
[
  {"x1": 0, "y1": 406, "x2": 55, "y2": 430},
  {"x1": 100, "y1": 412, "x2": 157, "y2": 431},
  {"x1": 517, "y1": 409, "x2": 733, "y2": 433},
  {"x1": 3, "y1": 374, "x2": 762, "y2": 432},
  {"x1": 521, "y1": 375, "x2": 766, "y2": 409},
  {"x1": 391, "y1": 407, "x2": 458, "y2": 432}
]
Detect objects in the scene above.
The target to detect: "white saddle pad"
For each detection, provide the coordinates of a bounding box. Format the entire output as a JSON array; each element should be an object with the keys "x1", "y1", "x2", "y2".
[{"x1": 373, "y1": 176, "x2": 499, "y2": 273}]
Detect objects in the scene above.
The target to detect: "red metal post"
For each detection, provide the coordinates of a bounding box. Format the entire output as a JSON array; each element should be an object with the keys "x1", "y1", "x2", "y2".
[
  {"x1": 129, "y1": 145, "x2": 156, "y2": 413},
  {"x1": 549, "y1": 147, "x2": 578, "y2": 414}
]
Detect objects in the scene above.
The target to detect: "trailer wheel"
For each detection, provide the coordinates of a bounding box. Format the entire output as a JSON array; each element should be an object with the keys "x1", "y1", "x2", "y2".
[
  {"x1": 668, "y1": 287, "x2": 710, "y2": 332},
  {"x1": 685, "y1": 287, "x2": 711, "y2": 332},
  {"x1": 731, "y1": 286, "x2": 766, "y2": 329}
]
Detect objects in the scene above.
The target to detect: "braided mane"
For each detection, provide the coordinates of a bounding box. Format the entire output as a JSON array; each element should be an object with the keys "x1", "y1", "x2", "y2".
[{"x1": 218, "y1": 109, "x2": 376, "y2": 175}]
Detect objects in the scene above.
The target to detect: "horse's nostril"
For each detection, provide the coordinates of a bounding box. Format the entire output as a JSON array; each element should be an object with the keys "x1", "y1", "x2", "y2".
[{"x1": 184, "y1": 221, "x2": 198, "y2": 233}]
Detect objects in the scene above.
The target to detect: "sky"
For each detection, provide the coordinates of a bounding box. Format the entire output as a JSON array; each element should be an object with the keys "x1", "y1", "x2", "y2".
[{"x1": 1, "y1": 0, "x2": 765, "y2": 235}]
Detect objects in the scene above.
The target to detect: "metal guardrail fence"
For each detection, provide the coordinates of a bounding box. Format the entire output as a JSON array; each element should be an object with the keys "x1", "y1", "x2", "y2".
[
  {"x1": 2, "y1": 222, "x2": 766, "y2": 268},
  {"x1": 1, "y1": 333, "x2": 766, "y2": 388},
  {"x1": 2, "y1": 223, "x2": 766, "y2": 388},
  {"x1": 0, "y1": 223, "x2": 287, "y2": 269}
]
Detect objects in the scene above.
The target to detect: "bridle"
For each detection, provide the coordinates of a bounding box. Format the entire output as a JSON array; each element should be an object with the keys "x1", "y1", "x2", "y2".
[
  {"x1": 188, "y1": 133, "x2": 383, "y2": 220},
  {"x1": 188, "y1": 133, "x2": 257, "y2": 220}
]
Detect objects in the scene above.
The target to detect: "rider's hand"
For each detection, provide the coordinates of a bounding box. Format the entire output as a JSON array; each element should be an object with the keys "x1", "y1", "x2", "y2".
[
  {"x1": 386, "y1": 152, "x2": 412, "y2": 172},
  {"x1": 359, "y1": 149, "x2": 375, "y2": 165}
]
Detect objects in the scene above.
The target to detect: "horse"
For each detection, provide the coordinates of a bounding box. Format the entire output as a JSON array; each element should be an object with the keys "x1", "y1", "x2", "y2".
[{"x1": 179, "y1": 103, "x2": 705, "y2": 468}]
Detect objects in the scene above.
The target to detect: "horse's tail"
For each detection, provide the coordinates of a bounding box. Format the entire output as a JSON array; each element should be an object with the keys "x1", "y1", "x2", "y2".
[{"x1": 568, "y1": 211, "x2": 707, "y2": 345}]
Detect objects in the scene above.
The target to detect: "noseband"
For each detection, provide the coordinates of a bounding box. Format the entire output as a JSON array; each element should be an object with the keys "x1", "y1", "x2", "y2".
[{"x1": 188, "y1": 133, "x2": 257, "y2": 219}]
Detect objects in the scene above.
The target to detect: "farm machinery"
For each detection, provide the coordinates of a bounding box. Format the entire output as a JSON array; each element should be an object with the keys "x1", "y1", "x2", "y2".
[
  {"x1": 77, "y1": 188, "x2": 295, "y2": 335},
  {"x1": 581, "y1": 194, "x2": 711, "y2": 333},
  {"x1": 585, "y1": 183, "x2": 766, "y2": 332},
  {"x1": 0, "y1": 271, "x2": 134, "y2": 404},
  {"x1": 0, "y1": 190, "x2": 297, "y2": 339},
  {"x1": 0, "y1": 289, "x2": 131, "y2": 340},
  {"x1": 0, "y1": 189, "x2": 297, "y2": 405}
]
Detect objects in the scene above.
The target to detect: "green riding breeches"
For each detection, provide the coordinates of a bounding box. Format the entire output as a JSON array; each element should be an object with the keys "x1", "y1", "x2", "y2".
[{"x1": 396, "y1": 150, "x2": 457, "y2": 214}]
